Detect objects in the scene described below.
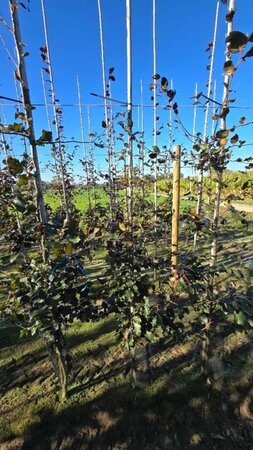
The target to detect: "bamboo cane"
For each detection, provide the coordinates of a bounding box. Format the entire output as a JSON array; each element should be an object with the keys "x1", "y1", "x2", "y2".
[
  {"x1": 171, "y1": 145, "x2": 181, "y2": 273},
  {"x1": 126, "y1": 0, "x2": 133, "y2": 224}
]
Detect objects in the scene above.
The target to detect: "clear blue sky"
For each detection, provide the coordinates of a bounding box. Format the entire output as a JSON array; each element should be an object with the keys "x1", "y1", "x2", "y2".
[{"x1": 0, "y1": 0, "x2": 253, "y2": 180}]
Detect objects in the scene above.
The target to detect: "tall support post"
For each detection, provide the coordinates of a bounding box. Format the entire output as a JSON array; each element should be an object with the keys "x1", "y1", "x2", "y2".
[
  {"x1": 97, "y1": 0, "x2": 113, "y2": 220},
  {"x1": 9, "y1": 0, "x2": 47, "y2": 224},
  {"x1": 171, "y1": 145, "x2": 181, "y2": 273},
  {"x1": 126, "y1": 0, "x2": 133, "y2": 224},
  {"x1": 203, "y1": 1, "x2": 219, "y2": 142},
  {"x1": 152, "y1": 0, "x2": 158, "y2": 278},
  {"x1": 152, "y1": 0, "x2": 158, "y2": 215}
]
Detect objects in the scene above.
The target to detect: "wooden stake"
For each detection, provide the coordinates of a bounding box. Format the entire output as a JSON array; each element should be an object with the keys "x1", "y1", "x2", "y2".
[{"x1": 171, "y1": 145, "x2": 181, "y2": 273}]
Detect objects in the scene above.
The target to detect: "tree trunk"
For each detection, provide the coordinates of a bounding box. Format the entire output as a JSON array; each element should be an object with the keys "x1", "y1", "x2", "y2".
[
  {"x1": 77, "y1": 75, "x2": 91, "y2": 209},
  {"x1": 210, "y1": 0, "x2": 235, "y2": 266},
  {"x1": 41, "y1": 0, "x2": 70, "y2": 225},
  {"x1": 9, "y1": 0, "x2": 47, "y2": 224},
  {"x1": 98, "y1": 0, "x2": 114, "y2": 221},
  {"x1": 194, "y1": 2, "x2": 219, "y2": 248}
]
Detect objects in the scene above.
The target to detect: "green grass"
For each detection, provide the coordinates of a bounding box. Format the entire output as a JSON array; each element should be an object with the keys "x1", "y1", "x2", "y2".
[
  {"x1": 44, "y1": 185, "x2": 192, "y2": 213},
  {"x1": 44, "y1": 186, "x2": 110, "y2": 211}
]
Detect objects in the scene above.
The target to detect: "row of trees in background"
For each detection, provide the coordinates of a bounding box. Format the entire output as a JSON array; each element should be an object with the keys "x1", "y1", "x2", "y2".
[{"x1": 0, "y1": 0, "x2": 253, "y2": 398}]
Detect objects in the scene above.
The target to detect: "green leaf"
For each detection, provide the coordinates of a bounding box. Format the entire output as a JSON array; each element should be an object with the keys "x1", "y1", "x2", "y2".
[
  {"x1": 20, "y1": 329, "x2": 29, "y2": 338},
  {"x1": 17, "y1": 174, "x2": 29, "y2": 187},
  {"x1": 133, "y1": 316, "x2": 142, "y2": 337},
  {"x1": 13, "y1": 198, "x2": 26, "y2": 212},
  {"x1": 65, "y1": 242, "x2": 73, "y2": 256},
  {"x1": 9, "y1": 253, "x2": 19, "y2": 264},
  {"x1": 145, "y1": 331, "x2": 157, "y2": 343},
  {"x1": 6, "y1": 157, "x2": 24, "y2": 175},
  {"x1": 234, "y1": 310, "x2": 245, "y2": 326},
  {"x1": 119, "y1": 222, "x2": 126, "y2": 232},
  {"x1": 37, "y1": 129, "x2": 52, "y2": 143}
]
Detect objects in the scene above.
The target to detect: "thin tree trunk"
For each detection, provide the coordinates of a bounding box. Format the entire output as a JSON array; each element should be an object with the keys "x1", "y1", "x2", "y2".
[
  {"x1": 41, "y1": 68, "x2": 62, "y2": 205},
  {"x1": 41, "y1": 0, "x2": 70, "y2": 225},
  {"x1": 108, "y1": 79, "x2": 117, "y2": 215},
  {"x1": 207, "y1": 79, "x2": 217, "y2": 205},
  {"x1": 9, "y1": 0, "x2": 47, "y2": 224},
  {"x1": 210, "y1": 0, "x2": 235, "y2": 266},
  {"x1": 195, "y1": 1, "x2": 219, "y2": 222},
  {"x1": 167, "y1": 79, "x2": 173, "y2": 177},
  {"x1": 77, "y1": 75, "x2": 91, "y2": 210},
  {"x1": 140, "y1": 79, "x2": 145, "y2": 199},
  {"x1": 87, "y1": 106, "x2": 96, "y2": 205},
  {"x1": 191, "y1": 82, "x2": 198, "y2": 207},
  {"x1": 97, "y1": 0, "x2": 114, "y2": 220}
]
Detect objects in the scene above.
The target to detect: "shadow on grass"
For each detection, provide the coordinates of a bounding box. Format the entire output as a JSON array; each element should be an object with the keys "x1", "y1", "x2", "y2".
[
  {"x1": 19, "y1": 355, "x2": 253, "y2": 450},
  {"x1": 0, "y1": 325, "x2": 21, "y2": 350},
  {"x1": 17, "y1": 322, "x2": 253, "y2": 449},
  {"x1": 1, "y1": 299, "x2": 253, "y2": 449},
  {"x1": 67, "y1": 317, "x2": 117, "y2": 351}
]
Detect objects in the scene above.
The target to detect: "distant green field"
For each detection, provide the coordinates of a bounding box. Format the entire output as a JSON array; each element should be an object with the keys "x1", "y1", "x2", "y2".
[
  {"x1": 44, "y1": 186, "x2": 109, "y2": 211},
  {"x1": 44, "y1": 186, "x2": 191, "y2": 212}
]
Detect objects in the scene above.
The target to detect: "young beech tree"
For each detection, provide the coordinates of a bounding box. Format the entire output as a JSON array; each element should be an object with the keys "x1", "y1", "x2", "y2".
[{"x1": 9, "y1": 0, "x2": 47, "y2": 224}]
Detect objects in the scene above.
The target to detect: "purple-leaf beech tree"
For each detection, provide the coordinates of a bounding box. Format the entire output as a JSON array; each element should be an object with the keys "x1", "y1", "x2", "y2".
[{"x1": 9, "y1": 0, "x2": 47, "y2": 224}]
